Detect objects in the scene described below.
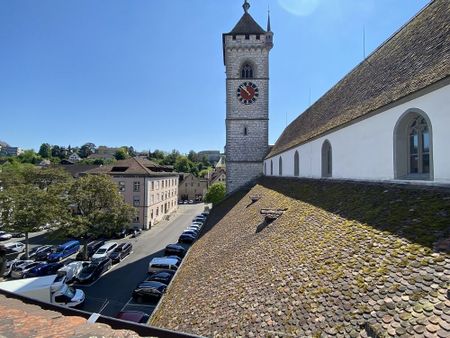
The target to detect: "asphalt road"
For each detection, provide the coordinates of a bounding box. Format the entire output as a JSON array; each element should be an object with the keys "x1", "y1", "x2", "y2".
[{"x1": 74, "y1": 203, "x2": 206, "y2": 317}]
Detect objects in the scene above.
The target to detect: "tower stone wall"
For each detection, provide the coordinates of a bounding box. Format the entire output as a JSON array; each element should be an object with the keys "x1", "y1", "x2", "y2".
[{"x1": 223, "y1": 4, "x2": 273, "y2": 193}]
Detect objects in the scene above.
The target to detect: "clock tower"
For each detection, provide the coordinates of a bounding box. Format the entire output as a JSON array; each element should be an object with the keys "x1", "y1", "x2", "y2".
[{"x1": 223, "y1": 0, "x2": 273, "y2": 193}]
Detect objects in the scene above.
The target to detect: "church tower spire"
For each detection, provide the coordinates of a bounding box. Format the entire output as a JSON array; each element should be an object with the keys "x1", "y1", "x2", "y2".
[
  {"x1": 267, "y1": 7, "x2": 271, "y2": 32},
  {"x1": 243, "y1": 0, "x2": 250, "y2": 13}
]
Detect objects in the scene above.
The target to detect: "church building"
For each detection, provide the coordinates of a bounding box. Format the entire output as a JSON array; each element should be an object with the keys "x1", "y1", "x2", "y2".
[{"x1": 264, "y1": 0, "x2": 450, "y2": 185}]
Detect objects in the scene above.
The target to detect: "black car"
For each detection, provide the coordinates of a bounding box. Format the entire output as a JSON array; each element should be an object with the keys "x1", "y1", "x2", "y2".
[
  {"x1": 164, "y1": 243, "x2": 186, "y2": 258},
  {"x1": 132, "y1": 281, "x2": 167, "y2": 303},
  {"x1": 24, "y1": 245, "x2": 54, "y2": 260},
  {"x1": 127, "y1": 227, "x2": 142, "y2": 238},
  {"x1": 34, "y1": 246, "x2": 56, "y2": 261},
  {"x1": 146, "y1": 270, "x2": 175, "y2": 285},
  {"x1": 10, "y1": 232, "x2": 25, "y2": 238},
  {"x1": 109, "y1": 242, "x2": 133, "y2": 264},
  {"x1": 23, "y1": 262, "x2": 64, "y2": 278},
  {"x1": 178, "y1": 233, "x2": 196, "y2": 244},
  {"x1": 76, "y1": 257, "x2": 112, "y2": 284},
  {"x1": 113, "y1": 228, "x2": 127, "y2": 239},
  {"x1": 75, "y1": 240, "x2": 105, "y2": 260}
]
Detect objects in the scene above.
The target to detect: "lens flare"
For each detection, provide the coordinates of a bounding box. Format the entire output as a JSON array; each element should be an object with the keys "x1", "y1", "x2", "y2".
[{"x1": 278, "y1": 0, "x2": 320, "y2": 16}]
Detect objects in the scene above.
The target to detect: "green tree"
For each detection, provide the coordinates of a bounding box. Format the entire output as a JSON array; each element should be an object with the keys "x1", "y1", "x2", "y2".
[
  {"x1": 17, "y1": 150, "x2": 41, "y2": 164},
  {"x1": 0, "y1": 183, "x2": 71, "y2": 259},
  {"x1": 79, "y1": 143, "x2": 96, "y2": 158},
  {"x1": 114, "y1": 148, "x2": 129, "y2": 160},
  {"x1": 204, "y1": 183, "x2": 226, "y2": 206},
  {"x1": 65, "y1": 174, "x2": 136, "y2": 259},
  {"x1": 187, "y1": 150, "x2": 198, "y2": 163},
  {"x1": 174, "y1": 156, "x2": 192, "y2": 173},
  {"x1": 38, "y1": 143, "x2": 52, "y2": 158}
]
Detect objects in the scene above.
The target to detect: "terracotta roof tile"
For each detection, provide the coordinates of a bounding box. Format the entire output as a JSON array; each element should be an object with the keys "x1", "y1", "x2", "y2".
[
  {"x1": 268, "y1": 0, "x2": 450, "y2": 158},
  {"x1": 151, "y1": 177, "x2": 450, "y2": 337}
]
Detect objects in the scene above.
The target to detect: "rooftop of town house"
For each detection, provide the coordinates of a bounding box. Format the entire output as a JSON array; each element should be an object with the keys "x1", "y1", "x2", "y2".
[{"x1": 151, "y1": 177, "x2": 450, "y2": 337}]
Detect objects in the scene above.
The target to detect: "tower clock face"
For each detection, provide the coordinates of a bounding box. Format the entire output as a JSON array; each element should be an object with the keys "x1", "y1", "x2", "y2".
[{"x1": 237, "y1": 82, "x2": 259, "y2": 105}]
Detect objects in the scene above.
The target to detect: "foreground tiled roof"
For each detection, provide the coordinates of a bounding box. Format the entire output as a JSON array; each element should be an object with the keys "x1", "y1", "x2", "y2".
[
  {"x1": 0, "y1": 293, "x2": 139, "y2": 338},
  {"x1": 151, "y1": 177, "x2": 450, "y2": 337},
  {"x1": 267, "y1": 0, "x2": 450, "y2": 158}
]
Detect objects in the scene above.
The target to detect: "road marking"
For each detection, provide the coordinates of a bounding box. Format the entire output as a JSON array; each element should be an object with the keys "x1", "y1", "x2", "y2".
[
  {"x1": 119, "y1": 297, "x2": 134, "y2": 312},
  {"x1": 98, "y1": 299, "x2": 110, "y2": 313}
]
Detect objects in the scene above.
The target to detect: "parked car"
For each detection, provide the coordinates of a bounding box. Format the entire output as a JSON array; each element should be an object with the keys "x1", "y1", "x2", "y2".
[
  {"x1": 127, "y1": 227, "x2": 142, "y2": 238},
  {"x1": 10, "y1": 261, "x2": 41, "y2": 279},
  {"x1": 113, "y1": 228, "x2": 127, "y2": 239},
  {"x1": 178, "y1": 233, "x2": 196, "y2": 244},
  {"x1": 132, "y1": 281, "x2": 167, "y2": 303},
  {"x1": 3, "y1": 259, "x2": 17, "y2": 277},
  {"x1": 185, "y1": 227, "x2": 200, "y2": 235},
  {"x1": 148, "y1": 257, "x2": 179, "y2": 274},
  {"x1": 188, "y1": 200, "x2": 194, "y2": 204},
  {"x1": 34, "y1": 246, "x2": 56, "y2": 261},
  {"x1": 116, "y1": 311, "x2": 150, "y2": 324},
  {"x1": 10, "y1": 232, "x2": 25, "y2": 238},
  {"x1": 23, "y1": 262, "x2": 65, "y2": 278},
  {"x1": 76, "y1": 258, "x2": 112, "y2": 284},
  {"x1": 164, "y1": 244, "x2": 186, "y2": 258},
  {"x1": 182, "y1": 230, "x2": 198, "y2": 239},
  {"x1": 47, "y1": 240, "x2": 80, "y2": 262},
  {"x1": 92, "y1": 242, "x2": 118, "y2": 261},
  {"x1": 109, "y1": 243, "x2": 132, "y2": 264},
  {"x1": 0, "y1": 231, "x2": 12, "y2": 241},
  {"x1": 25, "y1": 245, "x2": 54, "y2": 260},
  {"x1": 188, "y1": 224, "x2": 202, "y2": 231},
  {"x1": 201, "y1": 211, "x2": 209, "y2": 217},
  {"x1": 192, "y1": 217, "x2": 205, "y2": 224},
  {"x1": 4, "y1": 242, "x2": 26, "y2": 254},
  {"x1": 146, "y1": 270, "x2": 175, "y2": 285},
  {"x1": 57, "y1": 261, "x2": 90, "y2": 282},
  {"x1": 75, "y1": 240, "x2": 105, "y2": 260}
]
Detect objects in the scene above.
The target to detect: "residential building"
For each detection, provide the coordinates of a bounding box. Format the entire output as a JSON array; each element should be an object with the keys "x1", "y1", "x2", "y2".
[
  {"x1": 209, "y1": 168, "x2": 226, "y2": 186},
  {"x1": 178, "y1": 173, "x2": 208, "y2": 202},
  {"x1": 67, "y1": 153, "x2": 81, "y2": 163},
  {"x1": 0, "y1": 146, "x2": 23, "y2": 157},
  {"x1": 84, "y1": 157, "x2": 179, "y2": 229}
]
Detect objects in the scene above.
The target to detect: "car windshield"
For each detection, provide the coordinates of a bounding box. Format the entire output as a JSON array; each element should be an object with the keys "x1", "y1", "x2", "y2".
[
  {"x1": 96, "y1": 249, "x2": 107, "y2": 254},
  {"x1": 55, "y1": 247, "x2": 64, "y2": 253}
]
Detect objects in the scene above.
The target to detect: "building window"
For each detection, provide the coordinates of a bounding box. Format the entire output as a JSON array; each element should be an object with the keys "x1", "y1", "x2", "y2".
[
  {"x1": 162, "y1": 180, "x2": 164, "y2": 189},
  {"x1": 133, "y1": 216, "x2": 140, "y2": 223},
  {"x1": 151, "y1": 181, "x2": 154, "y2": 190},
  {"x1": 294, "y1": 151, "x2": 300, "y2": 177},
  {"x1": 244, "y1": 127, "x2": 248, "y2": 135},
  {"x1": 279, "y1": 157, "x2": 283, "y2": 176},
  {"x1": 133, "y1": 181, "x2": 140, "y2": 192},
  {"x1": 321, "y1": 140, "x2": 332, "y2": 178},
  {"x1": 256, "y1": 35, "x2": 260, "y2": 40},
  {"x1": 241, "y1": 64, "x2": 253, "y2": 79},
  {"x1": 394, "y1": 109, "x2": 433, "y2": 180},
  {"x1": 133, "y1": 197, "x2": 140, "y2": 207},
  {"x1": 245, "y1": 34, "x2": 249, "y2": 40},
  {"x1": 118, "y1": 181, "x2": 125, "y2": 192},
  {"x1": 270, "y1": 160, "x2": 273, "y2": 175},
  {"x1": 232, "y1": 35, "x2": 236, "y2": 40}
]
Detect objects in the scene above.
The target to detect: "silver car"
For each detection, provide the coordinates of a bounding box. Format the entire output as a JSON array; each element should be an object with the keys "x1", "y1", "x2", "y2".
[
  {"x1": 10, "y1": 261, "x2": 40, "y2": 279},
  {"x1": 57, "y1": 261, "x2": 90, "y2": 283}
]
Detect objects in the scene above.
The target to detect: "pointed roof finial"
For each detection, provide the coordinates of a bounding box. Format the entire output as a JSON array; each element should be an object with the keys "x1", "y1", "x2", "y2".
[
  {"x1": 243, "y1": 0, "x2": 250, "y2": 13},
  {"x1": 267, "y1": 5, "x2": 271, "y2": 31}
]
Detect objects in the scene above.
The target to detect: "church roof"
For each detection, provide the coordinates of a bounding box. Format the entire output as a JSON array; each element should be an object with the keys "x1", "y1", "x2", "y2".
[
  {"x1": 227, "y1": 12, "x2": 266, "y2": 35},
  {"x1": 151, "y1": 177, "x2": 450, "y2": 337},
  {"x1": 267, "y1": 0, "x2": 450, "y2": 159}
]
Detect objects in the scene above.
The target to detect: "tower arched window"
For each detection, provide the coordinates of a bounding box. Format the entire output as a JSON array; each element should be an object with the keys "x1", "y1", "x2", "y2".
[
  {"x1": 244, "y1": 127, "x2": 248, "y2": 135},
  {"x1": 394, "y1": 109, "x2": 433, "y2": 180},
  {"x1": 294, "y1": 151, "x2": 300, "y2": 177},
  {"x1": 270, "y1": 160, "x2": 273, "y2": 176},
  {"x1": 241, "y1": 64, "x2": 253, "y2": 79},
  {"x1": 279, "y1": 157, "x2": 283, "y2": 176},
  {"x1": 321, "y1": 140, "x2": 332, "y2": 178}
]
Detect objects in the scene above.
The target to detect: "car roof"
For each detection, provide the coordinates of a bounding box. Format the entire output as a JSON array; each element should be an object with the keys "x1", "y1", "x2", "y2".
[
  {"x1": 98, "y1": 241, "x2": 117, "y2": 249},
  {"x1": 4, "y1": 242, "x2": 23, "y2": 247},
  {"x1": 150, "y1": 257, "x2": 179, "y2": 265},
  {"x1": 137, "y1": 281, "x2": 167, "y2": 288}
]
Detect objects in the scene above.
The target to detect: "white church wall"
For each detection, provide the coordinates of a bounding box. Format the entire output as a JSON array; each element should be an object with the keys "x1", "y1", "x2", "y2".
[{"x1": 265, "y1": 84, "x2": 450, "y2": 183}]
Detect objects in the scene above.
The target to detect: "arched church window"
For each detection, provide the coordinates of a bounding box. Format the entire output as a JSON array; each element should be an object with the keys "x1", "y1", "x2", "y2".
[
  {"x1": 270, "y1": 160, "x2": 273, "y2": 176},
  {"x1": 241, "y1": 64, "x2": 253, "y2": 79},
  {"x1": 394, "y1": 110, "x2": 433, "y2": 180},
  {"x1": 279, "y1": 157, "x2": 283, "y2": 176},
  {"x1": 321, "y1": 140, "x2": 332, "y2": 178},
  {"x1": 294, "y1": 151, "x2": 300, "y2": 177}
]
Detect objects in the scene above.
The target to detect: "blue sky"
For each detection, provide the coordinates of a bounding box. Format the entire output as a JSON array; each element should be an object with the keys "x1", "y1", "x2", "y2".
[{"x1": 0, "y1": 0, "x2": 430, "y2": 154}]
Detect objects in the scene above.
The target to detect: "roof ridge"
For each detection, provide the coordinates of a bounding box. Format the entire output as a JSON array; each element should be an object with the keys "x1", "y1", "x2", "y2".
[{"x1": 132, "y1": 156, "x2": 153, "y2": 175}]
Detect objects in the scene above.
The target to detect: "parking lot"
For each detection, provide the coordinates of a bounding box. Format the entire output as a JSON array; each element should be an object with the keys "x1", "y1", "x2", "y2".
[{"x1": 1, "y1": 203, "x2": 206, "y2": 318}]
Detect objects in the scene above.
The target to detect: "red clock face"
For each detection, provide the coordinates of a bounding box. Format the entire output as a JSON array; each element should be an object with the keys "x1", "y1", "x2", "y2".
[{"x1": 237, "y1": 82, "x2": 259, "y2": 105}]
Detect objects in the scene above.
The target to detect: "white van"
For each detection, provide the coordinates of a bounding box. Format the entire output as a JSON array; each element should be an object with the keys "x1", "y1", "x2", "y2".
[{"x1": 91, "y1": 242, "x2": 118, "y2": 261}]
